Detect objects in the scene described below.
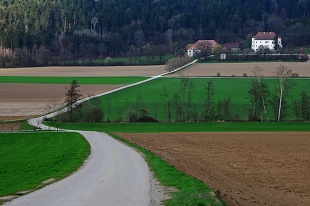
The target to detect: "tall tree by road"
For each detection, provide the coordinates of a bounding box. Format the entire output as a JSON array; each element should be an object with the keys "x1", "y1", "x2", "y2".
[{"x1": 65, "y1": 80, "x2": 82, "y2": 121}]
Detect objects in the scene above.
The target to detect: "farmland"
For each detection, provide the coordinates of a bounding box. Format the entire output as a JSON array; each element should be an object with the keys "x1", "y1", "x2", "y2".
[
  {"x1": 0, "y1": 132, "x2": 90, "y2": 201},
  {"x1": 78, "y1": 77, "x2": 310, "y2": 121},
  {"x1": 0, "y1": 65, "x2": 164, "y2": 77},
  {"x1": 167, "y1": 61, "x2": 310, "y2": 77},
  {"x1": 0, "y1": 65, "x2": 164, "y2": 120},
  {"x1": 0, "y1": 76, "x2": 148, "y2": 84},
  {"x1": 117, "y1": 132, "x2": 310, "y2": 206},
  {"x1": 2, "y1": 62, "x2": 310, "y2": 205}
]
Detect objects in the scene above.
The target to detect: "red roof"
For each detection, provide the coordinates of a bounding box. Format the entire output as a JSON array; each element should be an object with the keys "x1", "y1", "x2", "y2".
[
  {"x1": 253, "y1": 32, "x2": 281, "y2": 40},
  {"x1": 188, "y1": 40, "x2": 219, "y2": 50},
  {"x1": 196, "y1": 40, "x2": 218, "y2": 48}
]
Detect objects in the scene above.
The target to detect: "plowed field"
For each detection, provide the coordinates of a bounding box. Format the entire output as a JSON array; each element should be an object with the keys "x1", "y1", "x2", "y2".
[
  {"x1": 0, "y1": 65, "x2": 164, "y2": 77},
  {"x1": 167, "y1": 62, "x2": 310, "y2": 77},
  {"x1": 0, "y1": 83, "x2": 123, "y2": 120},
  {"x1": 117, "y1": 132, "x2": 310, "y2": 206}
]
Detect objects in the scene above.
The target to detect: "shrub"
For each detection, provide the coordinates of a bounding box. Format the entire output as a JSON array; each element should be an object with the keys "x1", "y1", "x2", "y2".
[{"x1": 135, "y1": 116, "x2": 158, "y2": 122}]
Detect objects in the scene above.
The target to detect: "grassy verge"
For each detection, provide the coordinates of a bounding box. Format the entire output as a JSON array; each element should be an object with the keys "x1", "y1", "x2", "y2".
[
  {"x1": 109, "y1": 133, "x2": 224, "y2": 206},
  {"x1": 44, "y1": 121, "x2": 310, "y2": 133},
  {"x1": 0, "y1": 76, "x2": 148, "y2": 84},
  {"x1": 18, "y1": 121, "x2": 36, "y2": 131},
  {"x1": 0, "y1": 132, "x2": 90, "y2": 198}
]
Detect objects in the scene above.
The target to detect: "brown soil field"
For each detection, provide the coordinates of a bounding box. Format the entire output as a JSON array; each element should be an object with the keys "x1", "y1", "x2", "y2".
[
  {"x1": 167, "y1": 62, "x2": 310, "y2": 77},
  {"x1": 0, "y1": 122, "x2": 21, "y2": 131},
  {"x1": 117, "y1": 132, "x2": 310, "y2": 206},
  {"x1": 0, "y1": 83, "x2": 123, "y2": 120},
  {"x1": 0, "y1": 65, "x2": 164, "y2": 77}
]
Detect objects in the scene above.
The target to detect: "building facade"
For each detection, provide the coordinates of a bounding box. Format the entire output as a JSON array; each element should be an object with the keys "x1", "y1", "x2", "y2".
[{"x1": 251, "y1": 32, "x2": 282, "y2": 52}]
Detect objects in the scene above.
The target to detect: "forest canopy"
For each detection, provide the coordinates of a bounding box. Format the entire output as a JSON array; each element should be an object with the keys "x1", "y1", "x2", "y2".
[{"x1": 0, "y1": 0, "x2": 310, "y2": 59}]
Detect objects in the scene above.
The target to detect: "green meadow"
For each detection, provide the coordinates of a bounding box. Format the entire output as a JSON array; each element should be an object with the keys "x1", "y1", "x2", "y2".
[
  {"x1": 0, "y1": 132, "x2": 90, "y2": 197},
  {"x1": 45, "y1": 121, "x2": 310, "y2": 133},
  {"x1": 0, "y1": 76, "x2": 148, "y2": 84},
  {"x1": 80, "y1": 77, "x2": 310, "y2": 122}
]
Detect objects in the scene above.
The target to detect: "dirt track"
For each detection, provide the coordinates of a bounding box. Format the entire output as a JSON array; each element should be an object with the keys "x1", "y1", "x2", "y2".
[
  {"x1": 0, "y1": 83, "x2": 123, "y2": 119},
  {"x1": 117, "y1": 132, "x2": 310, "y2": 206},
  {"x1": 167, "y1": 62, "x2": 310, "y2": 77},
  {"x1": 0, "y1": 65, "x2": 164, "y2": 77}
]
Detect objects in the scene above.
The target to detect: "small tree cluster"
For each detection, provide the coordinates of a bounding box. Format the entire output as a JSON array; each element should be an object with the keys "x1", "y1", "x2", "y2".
[{"x1": 165, "y1": 56, "x2": 192, "y2": 72}]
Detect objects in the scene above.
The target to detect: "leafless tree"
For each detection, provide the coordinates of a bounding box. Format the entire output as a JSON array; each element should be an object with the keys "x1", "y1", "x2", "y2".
[
  {"x1": 273, "y1": 65, "x2": 295, "y2": 122},
  {"x1": 252, "y1": 66, "x2": 269, "y2": 121},
  {"x1": 204, "y1": 81, "x2": 214, "y2": 121},
  {"x1": 65, "y1": 80, "x2": 82, "y2": 121},
  {"x1": 161, "y1": 86, "x2": 172, "y2": 122}
]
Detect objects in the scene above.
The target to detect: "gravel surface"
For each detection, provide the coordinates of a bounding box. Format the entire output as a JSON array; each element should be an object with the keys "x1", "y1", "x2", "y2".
[{"x1": 5, "y1": 131, "x2": 166, "y2": 206}]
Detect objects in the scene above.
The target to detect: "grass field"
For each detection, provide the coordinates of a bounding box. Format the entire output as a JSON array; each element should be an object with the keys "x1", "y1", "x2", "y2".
[
  {"x1": 45, "y1": 121, "x2": 310, "y2": 133},
  {"x1": 74, "y1": 77, "x2": 310, "y2": 121},
  {"x1": 0, "y1": 132, "x2": 90, "y2": 198},
  {"x1": 0, "y1": 76, "x2": 148, "y2": 84},
  {"x1": 110, "y1": 133, "x2": 224, "y2": 206}
]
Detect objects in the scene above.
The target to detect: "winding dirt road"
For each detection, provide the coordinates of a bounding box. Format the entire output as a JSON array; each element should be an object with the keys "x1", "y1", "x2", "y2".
[{"x1": 5, "y1": 131, "x2": 153, "y2": 206}]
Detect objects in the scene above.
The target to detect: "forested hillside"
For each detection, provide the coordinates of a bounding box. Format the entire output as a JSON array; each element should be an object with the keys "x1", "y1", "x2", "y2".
[{"x1": 0, "y1": 0, "x2": 310, "y2": 62}]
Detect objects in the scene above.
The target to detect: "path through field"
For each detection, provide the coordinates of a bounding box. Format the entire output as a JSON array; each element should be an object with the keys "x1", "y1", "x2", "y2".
[{"x1": 4, "y1": 131, "x2": 156, "y2": 206}]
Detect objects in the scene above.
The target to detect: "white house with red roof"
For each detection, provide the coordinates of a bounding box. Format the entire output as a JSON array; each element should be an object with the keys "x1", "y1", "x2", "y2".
[
  {"x1": 251, "y1": 32, "x2": 282, "y2": 52},
  {"x1": 187, "y1": 40, "x2": 219, "y2": 57}
]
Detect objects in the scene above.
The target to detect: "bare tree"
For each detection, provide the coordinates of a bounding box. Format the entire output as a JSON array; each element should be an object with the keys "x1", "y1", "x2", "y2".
[
  {"x1": 273, "y1": 65, "x2": 295, "y2": 122},
  {"x1": 65, "y1": 80, "x2": 82, "y2": 121},
  {"x1": 204, "y1": 81, "x2": 214, "y2": 121},
  {"x1": 161, "y1": 86, "x2": 172, "y2": 122},
  {"x1": 251, "y1": 66, "x2": 270, "y2": 121}
]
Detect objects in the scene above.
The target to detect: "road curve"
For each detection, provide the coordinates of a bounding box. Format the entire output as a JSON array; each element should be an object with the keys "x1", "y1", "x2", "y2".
[{"x1": 5, "y1": 131, "x2": 152, "y2": 206}]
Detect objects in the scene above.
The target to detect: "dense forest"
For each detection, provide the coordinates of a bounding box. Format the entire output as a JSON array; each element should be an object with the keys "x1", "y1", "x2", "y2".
[{"x1": 1, "y1": 0, "x2": 310, "y2": 63}]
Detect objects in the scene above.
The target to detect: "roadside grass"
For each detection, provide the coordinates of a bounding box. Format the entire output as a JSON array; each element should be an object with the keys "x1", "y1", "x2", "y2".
[
  {"x1": 0, "y1": 132, "x2": 90, "y2": 198},
  {"x1": 0, "y1": 76, "x2": 148, "y2": 84},
  {"x1": 44, "y1": 121, "x2": 310, "y2": 133},
  {"x1": 77, "y1": 77, "x2": 310, "y2": 121},
  {"x1": 109, "y1": 133, "x2": 224, "y2": 206},
  {"x1": 18, "y1": 121, "x2": 35, "y2": 131}
]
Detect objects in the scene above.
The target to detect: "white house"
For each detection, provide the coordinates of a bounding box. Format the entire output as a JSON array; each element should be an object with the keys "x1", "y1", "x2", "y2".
[
  {"x1": 187, "y1": 40, "x2": 219, "y2": 57},
  {"x1": 251, "y1": 32, "x2": 282, "y2": 52}
]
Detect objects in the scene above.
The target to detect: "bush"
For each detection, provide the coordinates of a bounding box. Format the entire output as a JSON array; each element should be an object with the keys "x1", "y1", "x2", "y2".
[
  {"x1": 82, "y1": 107, "x2": 104, "y2": 122},
  {"x1": 135, "y1": 116, "x2": 158, "y2": 122}
]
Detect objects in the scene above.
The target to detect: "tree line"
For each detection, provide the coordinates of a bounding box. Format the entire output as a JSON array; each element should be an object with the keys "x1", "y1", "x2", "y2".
[{"x1": 1, "y1": 0, "x2": 310, "y2": 65}]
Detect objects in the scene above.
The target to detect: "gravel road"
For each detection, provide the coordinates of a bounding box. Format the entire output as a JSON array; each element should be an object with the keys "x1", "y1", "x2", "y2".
[{"x1": 5, "y1": 131, "x2": 155, "y2": 206}]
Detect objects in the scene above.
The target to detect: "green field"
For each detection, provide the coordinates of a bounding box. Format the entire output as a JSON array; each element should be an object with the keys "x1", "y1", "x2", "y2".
[
  {"x1": 45, "y1": 121, "x2": 310, "y2": 133},
  {"x1": 0, "y1": 132, "x2": 90, "y2": 197},
  {"x1": 0, "y1": 76, "x2": 148, "y2": 84},
  {"x1": 75, "y1": 77, "x2": 310, "y2": 122}
]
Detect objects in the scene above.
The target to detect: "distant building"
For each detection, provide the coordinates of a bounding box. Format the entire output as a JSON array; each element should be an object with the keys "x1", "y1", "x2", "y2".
[
  {"x1": 251, "y1": 32, "x2": 282, "y2": 52},
  {"x1": 222, "y1": 42, "x2": 240, "y2": 52},
  {"x1": 187, "y1": 40, "x2": 219, "y2": 57}
]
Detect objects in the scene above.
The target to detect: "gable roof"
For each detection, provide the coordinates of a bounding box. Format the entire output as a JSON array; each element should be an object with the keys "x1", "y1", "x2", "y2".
[
  {"x1": 188, "y1": 40, "x2": 219, "y2": 50},
  {"x1": 196, "y1": 40, "x2": 218, "y2": 48},
  {"x1": 253, "y1": 32, "x2": 280, "y2": 40}
]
